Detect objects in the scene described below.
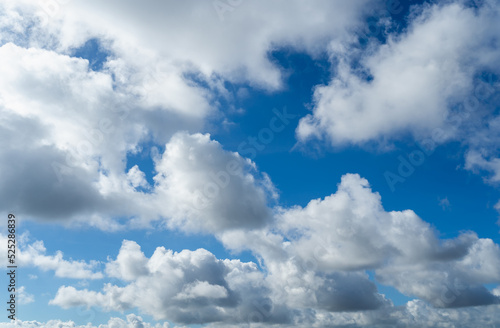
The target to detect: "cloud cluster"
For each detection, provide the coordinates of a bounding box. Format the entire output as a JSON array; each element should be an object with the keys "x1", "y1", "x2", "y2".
[
  {"x1": 0, "y1": 43, "x2": 272, "y2": 231},
  {"x1": 0, "y1": 51, "x2": 274, "y2": 231},
  {"x1": 0, "y1": 0, "x2": 385, "y2": 228},
  {"x1": 48, "y1": 174, "x2": 500, "y2": 325},
  {"x1": 51, "y1": 240, "x2": 289, "y2": 325},
  {"x1": 2, "y1": 0, "x2": 500, "y2": 327},
  {"x1": 5, "y1": 300, "x2": 500, "y2": 328},
  {"x1": 0, "y1": 0, "x2": 497, "y2": 232},
  {"x1": 269, "y1": 175, "x2": 499, "y2": 310}
]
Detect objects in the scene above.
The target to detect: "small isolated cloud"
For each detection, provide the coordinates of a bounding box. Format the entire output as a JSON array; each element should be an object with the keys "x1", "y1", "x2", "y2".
[
  {"x1": 439, "y1": 197, "x2": 451, "y2": 210},
  {"x1": 17, "y1": 286, "x2": 34, "y2": 305}
]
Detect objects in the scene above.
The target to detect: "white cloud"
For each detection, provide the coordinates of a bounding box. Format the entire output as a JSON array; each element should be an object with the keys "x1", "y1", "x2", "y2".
[
  {"x1": 5, "y1": 302, "x2": 500, "y2": 328},
  {"x1": 0, "y1": 314, "x2": 171, "y2": 328},
  {"x1": 8, "y1": 0, "x2": 374, "y2": 90},
  {"x1": 297, "y1": 1, "x2": 500, "y2": 146},
  {"x1": 465, "y1": 150, "x2": 500, "y2": 183},
  {"x1": 0, "y1": 42, "x2": 275, "y2": 232},
  {"x1": 2, "y1": 0, "x2": 500, "y2": 326},
  {"x1": 0, "y1": 233, "x2": 103, "y2": 279},
  {"x1": 126, "y1": 165, "x2": 149, "y2": 189},
  {"x1": 51, "y1": 240, "x2": 288, "y2": 324},
  {"x1": 150, "y1": 132, "x2": 275, "y2": 233},
  {"x1": 174, "y1": 281, "x2": 228, "y2": 300},
  {"x1": 49, "y1": 172, "x2": 500, "y2": 324},
  {"x1": 0, "y1": 43, "x2": 274, "y2": 232},
  {"x1": 17, "y1": 286, "x2": 35, "y2": 305},
  {"x1": 272, "y1": 174, "x2": 500, "y2": 308},
  {"x1": 0, "y1": 42, "x2": 204, "y2": 226},
  {"x1": 0, "y1": 0, "x2": 380, "y2": 231},
  {"x1": 105, "y1": 239, "x2": 148, "y2": 281},
  {"x1": 20, "y1": 240, "x2": 104, "y2": 280}
]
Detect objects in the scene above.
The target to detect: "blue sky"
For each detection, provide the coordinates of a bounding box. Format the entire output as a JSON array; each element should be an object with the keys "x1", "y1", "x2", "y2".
[{"x1": 1, "y1": 0, "x2": 500, "y2": 327}]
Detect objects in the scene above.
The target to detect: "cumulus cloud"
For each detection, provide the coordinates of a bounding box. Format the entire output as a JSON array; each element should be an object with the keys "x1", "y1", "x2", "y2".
[
  {"x1": 51, "y1": 240, "x2": 289, "y2": 325},
  {"x1": 297, "y1": 0, "x2": 500, "y2": 146},
  {"x1": 0, "y1": 42, "x2": 274, "y2": 232},
  {"x1": 272, "y1": 174, "x2": 500, "y2": 308},
  {"x1": 150, "y1": 132, "x2": 274, "y2": 232},
  {"x1": 0, "y1": 42, "x2": 204, "y2": 227},
  {"x1": 0, "y1": 50, "x2": 273, "y2": 232}
]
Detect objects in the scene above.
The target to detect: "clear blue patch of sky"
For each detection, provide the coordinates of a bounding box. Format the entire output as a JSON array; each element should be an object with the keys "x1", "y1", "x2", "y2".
[
  {"x1": 367, "y1": 271, "x2": 414, "y2": 306},
  {"x1": 125, "y1": 143, "x2": 159, "y2": 188},
  {"x1": 71, "y1": 38, "x2": 110, "y2": 72}
]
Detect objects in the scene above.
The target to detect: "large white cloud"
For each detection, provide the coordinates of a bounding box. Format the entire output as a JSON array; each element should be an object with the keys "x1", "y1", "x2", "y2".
[
  {"x1": 47, "y1": 237, "x2": 500, "y2": 327},
  {"x1": 0, "y1": 43, "x2": 274, "y2": 233},
  {"x1": 0, "y1": 1, "x2": 320, "y2": 230},
  {"x1": 150, "y1": 132, "x2": 275, "y2": 232},
  {"x1": 7, "y1": 0, "x2": 374, "y2": 90},
  {"x1": 272, "y1": 174, "x2": 500, "y2": 308},
  {"x1": 0, "y1": 42, "x2": 206, "y2": 227},
  {"x1": 297, "y1": 0, "x2": 500, "y2": 146},
  {"x1": 219, "y1": 173, "x2": 500, "y2": 313}
]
